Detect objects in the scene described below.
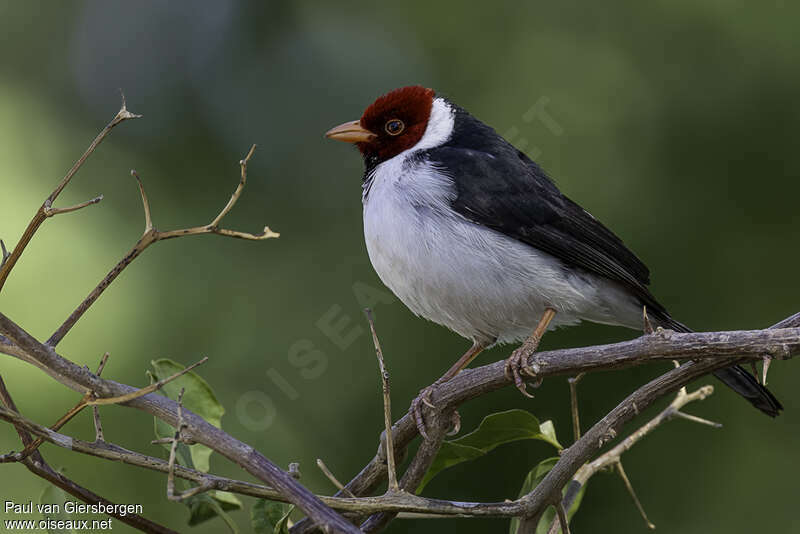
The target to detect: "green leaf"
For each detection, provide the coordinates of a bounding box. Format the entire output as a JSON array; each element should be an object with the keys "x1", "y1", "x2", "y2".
[
  {"x1": 419, "y1": 410, "x2": 562, "y2": 492},
  {"x1": 149, "y1": 358, "x2": 225, "y2": 472},
  {"x1": 186, "y1": 491, "x2": 242, "y2": 531},
  {"x1": 251, "y1": 500, "x2": 294, "y2": 534},
  {"x1": 39, "y1": 479, "x2": 77, "y2": 534},
  {"x1": 508, "y1": 457, "x2": 588, "y2": 534}
]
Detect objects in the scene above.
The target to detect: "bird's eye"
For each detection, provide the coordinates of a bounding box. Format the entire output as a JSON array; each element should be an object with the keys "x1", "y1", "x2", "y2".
[{"x1": 384, "y1": 119, "x2": 405, "y2": 135}]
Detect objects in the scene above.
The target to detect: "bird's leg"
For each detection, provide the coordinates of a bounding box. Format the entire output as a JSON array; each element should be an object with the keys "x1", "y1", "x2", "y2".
[
  {"x1": 505, "y1": 307, "x2": 557, "y2": 397},
  {"x1": 411, "y1": 341, "x2": 486, "y2": 439}
]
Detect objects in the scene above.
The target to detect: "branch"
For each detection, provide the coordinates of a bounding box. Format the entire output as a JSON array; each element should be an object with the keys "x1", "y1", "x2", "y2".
[
  {"x1": 291, "y1": 312, "x2": 800, "y2": 533},
  {"x1": 3, "y1": 300, "x2": 797, "y2": 531},
  {"x1": 46, "y1": 146, "x2": 278, "y2": 347},
  {"x1": 545, "y1": 384, "x2": 719, "y2": 534},
  {"x1": 365, "y1": 309, "x2": 399, "y2": 492},
  {"x1": 43, "y1": 195, "x2": 104, "y2": 217},
  {"x1": 3, "y1": 356, "x2": 208, "y2": 463},
  {"x1": 0, "y1": 313, "x2": 359, "y2": 534},
  {"x1": 0, "y1": 97, "x2": 140, "y2": 292},
  {"x1": 0, "y1": 375, "x2": 176, "y2": 534}
]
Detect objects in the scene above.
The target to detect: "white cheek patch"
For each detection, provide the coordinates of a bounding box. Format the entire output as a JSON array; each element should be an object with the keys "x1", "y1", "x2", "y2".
[{"x1": 414, "y1": 98, "x2": 455, "y2": 152}]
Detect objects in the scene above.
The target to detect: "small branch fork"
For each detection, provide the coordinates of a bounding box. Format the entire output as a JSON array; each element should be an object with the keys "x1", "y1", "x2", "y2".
[
  {"x1": 46, "y1": 144, "x2": 278, "y2": 347},
  {"x1": 0, "y1": 355, "x2": 207, "y2": 464},
  {"x1": 0, "y1": 96, "x2": 140, "y2": 293},
  {"x1": 545, "y1": 384, "x2": 720, "y2": 534}
]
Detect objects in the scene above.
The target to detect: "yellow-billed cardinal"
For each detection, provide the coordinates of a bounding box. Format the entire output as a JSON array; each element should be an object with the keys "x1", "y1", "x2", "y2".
[{"x1": 326, "y1": 85, "x2": 781, "y2": 437}]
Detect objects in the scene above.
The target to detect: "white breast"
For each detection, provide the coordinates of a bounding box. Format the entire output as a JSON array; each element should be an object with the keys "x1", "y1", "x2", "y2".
[{"x1": 362, "y1": 99, "x2": 641, "y2": 345}]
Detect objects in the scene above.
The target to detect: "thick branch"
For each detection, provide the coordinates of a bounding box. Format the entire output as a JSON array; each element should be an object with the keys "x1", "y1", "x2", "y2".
[{"x1": 291, "y1": 312, "x2": 799, "y2": 533}]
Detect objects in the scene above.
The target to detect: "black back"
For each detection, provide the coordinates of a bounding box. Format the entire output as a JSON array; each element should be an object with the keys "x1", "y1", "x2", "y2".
[{"x1": 423, "y1": 102, "x2": 669, "y2": 319}]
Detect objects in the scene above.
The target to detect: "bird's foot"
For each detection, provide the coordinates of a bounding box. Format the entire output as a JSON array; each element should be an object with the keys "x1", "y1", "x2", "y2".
[
  {"x1": 504, "y1": 346, "x2": 540, "y2": 398},
  {"x1": 410, "y1": 382, "x2": 461, "y2": 439}
]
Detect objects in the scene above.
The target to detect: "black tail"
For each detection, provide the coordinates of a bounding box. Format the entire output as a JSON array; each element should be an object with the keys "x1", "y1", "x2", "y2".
[{"x1": 657, "y1": 316, "x2": 783, "y2": 417}]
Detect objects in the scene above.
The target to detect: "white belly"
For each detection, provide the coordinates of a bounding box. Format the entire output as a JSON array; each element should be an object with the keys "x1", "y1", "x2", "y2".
[{"x1": 362, "y1": 159, "x2": 641, "y2": 345}]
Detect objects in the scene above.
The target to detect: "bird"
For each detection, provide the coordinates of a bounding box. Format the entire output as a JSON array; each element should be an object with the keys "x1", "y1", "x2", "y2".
[{"x1": 325, "y1": 85, "x2": 782, "y2": 437}]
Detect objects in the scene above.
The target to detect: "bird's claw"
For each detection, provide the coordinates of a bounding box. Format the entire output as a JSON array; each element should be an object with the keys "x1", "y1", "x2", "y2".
[
  {"x1": 411, "y1": 385, "x2": 435, "y2": 439},
  {"x1": 446, "y1": 410, "x2": 461, "y2": 436},
  {"x1": 410, "y1": 384, "x2": 460, "y2": 439},
  {"x1": 504, "y1": 348, "x2": 538, "y2": 398}
]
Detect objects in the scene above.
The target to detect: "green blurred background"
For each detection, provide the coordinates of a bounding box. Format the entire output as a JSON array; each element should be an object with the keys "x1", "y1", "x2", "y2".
[{"x1": 1, "y1": 1, "x2": 799, "y2": 532}]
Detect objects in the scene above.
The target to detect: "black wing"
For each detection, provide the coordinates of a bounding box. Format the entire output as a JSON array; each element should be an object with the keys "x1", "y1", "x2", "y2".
[{"x1": 426, "y1": 143, "x2": 669, "y2": 317}]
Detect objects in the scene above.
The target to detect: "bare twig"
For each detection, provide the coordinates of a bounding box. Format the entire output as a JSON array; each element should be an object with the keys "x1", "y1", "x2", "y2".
[
  {"x1": 543, "y1": 384, "x2": 719, "y2": 533},
  {"x1": 46, "y1": 147, "x2": 278, "y2": 347},
  {"x1": 317, "y1": 459, "x2": 355, "y2": 497},
  {"x1": 0, "y1": 240, "x2": 9, "y2": 269},
  {"x1": 88, "y1": 356, "x2": 208, "y2": 407},
  {"x1": 0, "y1": 97, "x2": 140, "y2": 293},
  {"x1": 365, "y1": 308, "x2": 399, "y2": 492},
  {"x1": 568, "y1": 373, "x2": 585, "y2": 443},
  {"x1": 615, "y1": 461, "x2": 655, "y2": 530},
  {"x1": 43, "y1": 194, "x2": 104, "y2": 217}
]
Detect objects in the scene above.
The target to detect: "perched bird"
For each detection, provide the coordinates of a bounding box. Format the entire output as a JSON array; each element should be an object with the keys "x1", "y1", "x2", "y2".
[{"x1": 326, "y1": 85, "x2": 781, "y2": 437}]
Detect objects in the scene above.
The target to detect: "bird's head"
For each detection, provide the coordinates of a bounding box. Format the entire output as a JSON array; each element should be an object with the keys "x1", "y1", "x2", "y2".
[{"x1": 325, "y1": 85, "x2": 438, "y2": 163}]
